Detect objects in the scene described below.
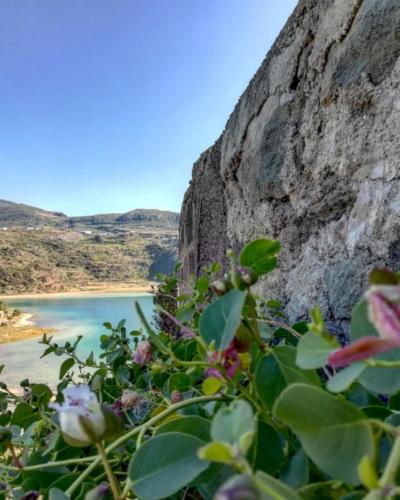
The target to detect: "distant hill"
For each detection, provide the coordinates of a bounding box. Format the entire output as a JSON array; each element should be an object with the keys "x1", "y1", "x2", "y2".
[
  {"x1": 0, "y1": 200, "x2": 179, "y2": 295},
  {"x1": 0, "y1": 200, "x2": 66, "y2": 226},
  {"x1": 0, "y1": 199, "x2": 179, "y2": 230}
]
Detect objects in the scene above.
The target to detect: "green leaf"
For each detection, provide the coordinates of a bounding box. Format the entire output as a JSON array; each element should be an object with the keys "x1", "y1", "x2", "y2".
[
  {"x1": 59, "y1": 358, "x2": 75, "y2": 380},
  {"x1": 358, "y1": 349, "x2": 400, "y2": 395},
  {"x1": 199, "y1": 290, "x2": 246, "y2": 350},
  {"x1": 168, "y1": 373, "x2": 191, "y2": 392},
  {"x1": 280, "y1": 449, "x2": 309, "y2": 490},
  {"x1": 326, "y1": 363, "x2": 366, "y2": 393},
  {"x1": 154, "y1": 416, "x2": 222, "y2": 488},
  {"x1": 30, "y1": 383, "x2": 53, "y2": 406},
  {"x1": 198, "y1": 442, "x2": 234, "y2": 465},
  {"x1": 273, "y1": 384, "x2": 374, "y2": 485},
  {"x1": 239, "y1": 239, "x2": 281, "y2": 276},
  {"x1": 202, "y1": 377, "x2": 223, "y2": 395},
  {"x1": 296, "y1": 332, "x2": 334, "y2": 369},
  {"x1": 254, "y1": 470, "x2": 301, "y2": 500},
  {"x1": 49, "y1": 488, "x2": 70, "y2": 500},
  {"x1": 249, "y1": 419, "x2": 285, "y2": 476},
  {"x1": 196, "y1": 275, "x2": 209, "y2": 294},
  {"x1": 10, "y1": 402, "x2": 39, "y2": 429},
  {"x1": 255, "y1": 346, "x2": 320, "y2": 409},
  {"x1": 297, "y1": 481, "x2": 349, "y2": 499},
  {"x1": 211, "y1": 400, "x2": 255, "y2": 451},
  {"x1": 129, "y1": 432, "x2": 208, "y2": 500},
  {"x1": 156, "y1": 416, "x2": 211, "y2": 443}
]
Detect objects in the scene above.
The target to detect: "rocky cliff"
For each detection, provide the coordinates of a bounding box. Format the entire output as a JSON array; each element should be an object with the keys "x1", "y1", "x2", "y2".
[{"x1": 180, "y1": 0, "x2": 400, "y2": 334}]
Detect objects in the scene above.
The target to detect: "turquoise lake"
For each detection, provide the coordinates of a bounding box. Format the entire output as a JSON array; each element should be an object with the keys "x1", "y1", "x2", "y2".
[{"x1": 0, "y1": 293, "x2": 153, "y2": 387}]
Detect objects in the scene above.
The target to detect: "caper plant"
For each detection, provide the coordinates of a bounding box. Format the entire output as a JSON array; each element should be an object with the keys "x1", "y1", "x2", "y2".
[{"x1": 1, "y1": 240, "x2": 400, "y2": 500}]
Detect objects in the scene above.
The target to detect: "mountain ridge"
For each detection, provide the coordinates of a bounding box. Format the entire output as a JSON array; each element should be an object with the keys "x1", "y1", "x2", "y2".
[{"x1": 0, "y1": 199, "x2": 179, "y2": 228}]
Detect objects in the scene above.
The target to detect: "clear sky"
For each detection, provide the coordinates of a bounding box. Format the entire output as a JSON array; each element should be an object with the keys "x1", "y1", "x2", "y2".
[{"x1": 0, "y1": 0, "x2": 297, "y2": 216}]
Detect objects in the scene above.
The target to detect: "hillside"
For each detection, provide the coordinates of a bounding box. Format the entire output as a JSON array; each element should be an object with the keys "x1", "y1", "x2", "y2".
[
  {"x1": 0, "y1": 199, "x2": 66, "y2": 226},
  {"x1": 0, "y1": 200, "x2": 178, "y2": 294}
]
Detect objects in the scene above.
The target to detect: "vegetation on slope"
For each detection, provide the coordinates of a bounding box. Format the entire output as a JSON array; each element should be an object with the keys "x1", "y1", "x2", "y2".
[
  {"x1": 0, "y1": 200, "x2": 178, "y2": 294},
  {"x1": 1, "y1": 239, "x2": 400, "y2": 499}
]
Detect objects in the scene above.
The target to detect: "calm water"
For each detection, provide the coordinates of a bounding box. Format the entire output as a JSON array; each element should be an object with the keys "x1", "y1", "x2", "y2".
[{"x1": 0, "y1": 293, "x2": 153, "y2": 386}]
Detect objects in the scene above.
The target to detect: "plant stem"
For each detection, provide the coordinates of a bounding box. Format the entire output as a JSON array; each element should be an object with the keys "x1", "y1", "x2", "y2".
[
  {"x1": 379, "y1": 434, "x2": 400, "y2": 490},
  {"x1": 97, "y1": 442, "x2": 120, "y2": 500},
  {"x1": 121, "y1": 422, "x2": 147, "y2": 498},
  {"x1": 2, "y1": 455, "x2": 97, "y2": 472},
  {"x1": 370, "y1": 419, "x2": 400, "y2": 437},
  {"x1": 261, "y1": 319, "x2": 302, "y2": 339},
  {"x1": 365, "y1": 359, "x2": 400, "y2": 368}
]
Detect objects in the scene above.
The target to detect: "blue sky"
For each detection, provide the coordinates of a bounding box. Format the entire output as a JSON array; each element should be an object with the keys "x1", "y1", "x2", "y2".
[{"x1": 0, "y1": 0, "x2": 297, "y2": 215}]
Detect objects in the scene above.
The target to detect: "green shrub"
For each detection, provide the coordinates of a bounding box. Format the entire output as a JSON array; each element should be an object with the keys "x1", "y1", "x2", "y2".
[{"x1": 1, "y1": 239, "x2": 400, "y2": 499}]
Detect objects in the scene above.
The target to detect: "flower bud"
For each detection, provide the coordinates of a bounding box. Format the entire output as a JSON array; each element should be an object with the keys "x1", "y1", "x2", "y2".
[
  {"x1": 215, "y1": 474, "x2": 261, "y2": 500},
  {"x1": 121, "y1": 390, "x2": 140, "y2": 409},
  {"x1": 368, "y1": 286, "x2": 400, "y2": 344},
  {"x1": 50, "y1": 385, "x2": 106, "y2": 446},
  {"x1": 210, "y1": 280, "x2": 227, "y2": 296},
  {"x1": 328, "y1": 286, "x2": 400, "y2": 368},
  {"x1": 133, "y1": 340, "x2": 152, "y2": 366},
  {"x1": 111, "y1": 399, "x2": 123, "y2": 417},
  {"x1": 21, "y1": 492, "x2": 39, "y2": 500},
  {"x1": 239, "y1": 267, "x2": 258, "y2": 286},
  {"x1": 23, "y1": 387, "x2": 32, "y2": 402},
  {"x1": 171, "y1": 390, "x2": 183, "y2": 403},
  {"x1": 85, "y1": 483, "x2": 109, "y2": 500}
]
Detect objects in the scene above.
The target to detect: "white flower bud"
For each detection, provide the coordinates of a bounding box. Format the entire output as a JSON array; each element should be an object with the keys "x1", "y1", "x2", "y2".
[{"x1": 50, "y1": 385, "x2": 106, "y2": 446}]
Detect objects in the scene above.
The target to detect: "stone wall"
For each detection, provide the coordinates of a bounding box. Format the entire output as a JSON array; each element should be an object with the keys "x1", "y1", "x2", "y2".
[{"x1": 179, "y1": 0, "x2": 400, "y2": 333}]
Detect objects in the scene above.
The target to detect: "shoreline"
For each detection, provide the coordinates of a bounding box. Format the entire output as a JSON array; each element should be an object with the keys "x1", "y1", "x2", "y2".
[
  {"x1": 0, "y1": 283, "x2": 155, "y2": 344},
  {"x1": 0, "y1": 325, "x2": 56, "y2": 345},
  {"x1": 0, "y1": 283, "x2": 154, "y2": 300}
]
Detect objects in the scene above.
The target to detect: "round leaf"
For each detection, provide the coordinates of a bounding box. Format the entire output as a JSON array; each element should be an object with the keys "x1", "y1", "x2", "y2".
[
  {"x1": 296, "y1": 332, "x2": 334, "y2": 369},
  {"x1": 199, "y1": 290, "x2": 246, "y2": 350},
  {"x1": 239, "y1": 239, "x2": 281, "y2": 276},
  {"x1": 255, "y1": 346, "x2": 320, "y2": 409},
  {"x1": 129, "y1": 432, "x2": 208, "y2": 500},
  {"x1": 156, "y1": 416, "x2": 211, "y2": 443},
  {"x1": 273, "y1": 384, "x2": 374, "y2": 485},
  {"x1": 211, "y1": 400, "x2": 255, "y2": 448}
]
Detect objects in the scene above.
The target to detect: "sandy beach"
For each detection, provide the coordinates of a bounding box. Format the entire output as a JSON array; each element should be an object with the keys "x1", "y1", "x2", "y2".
[
  {"x1": 0, "y1": 282, "x2": 154, "y2": 300},
  {"x1": 0, "y1": 324, "x2": 55, "y2": 344}
]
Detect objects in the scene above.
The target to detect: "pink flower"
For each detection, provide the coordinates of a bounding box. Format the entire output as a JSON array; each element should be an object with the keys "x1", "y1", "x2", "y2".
[
  {"x1": 328, "y1": 336, "x2": 394, "y2": 368},
  {"x1": 111, "y1": 399, "x2": 123, "y2": 417},
  {"x1": 205, "y1": 340, "x2": 242, "y2": 380},
  {"x1": 368, "y1": 287, "x2": 400, "y2": 343},
  {"x1": 205, "y1": 367, "x2": 223, "y2": 379},
  {"x1": 223, "y1": 343, "x2": 241, "y2": 379},
  {"x1": 133, "y1": 340, "x2": 152, "y2": 366},
  {"x1": 171, "y1": 390, "x2": 183, "y2": 403},
  {"x1": 328, "y1": 286, "x2": 400, "y2": 368}
]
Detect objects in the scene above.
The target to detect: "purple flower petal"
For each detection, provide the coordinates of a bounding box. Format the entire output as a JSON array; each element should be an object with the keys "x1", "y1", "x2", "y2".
[
  {"x1": 368, "y1": 289, "x2": 400, "y2": 344},
  {"x1": 328, "y1": 336, "x2": 395, "y2": 368}
]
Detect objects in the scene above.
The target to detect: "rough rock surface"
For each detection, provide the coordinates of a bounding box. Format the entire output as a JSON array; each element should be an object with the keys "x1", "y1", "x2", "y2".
[{"x1": 180, "y1": 0, "x2": 400, "y2": 334}]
